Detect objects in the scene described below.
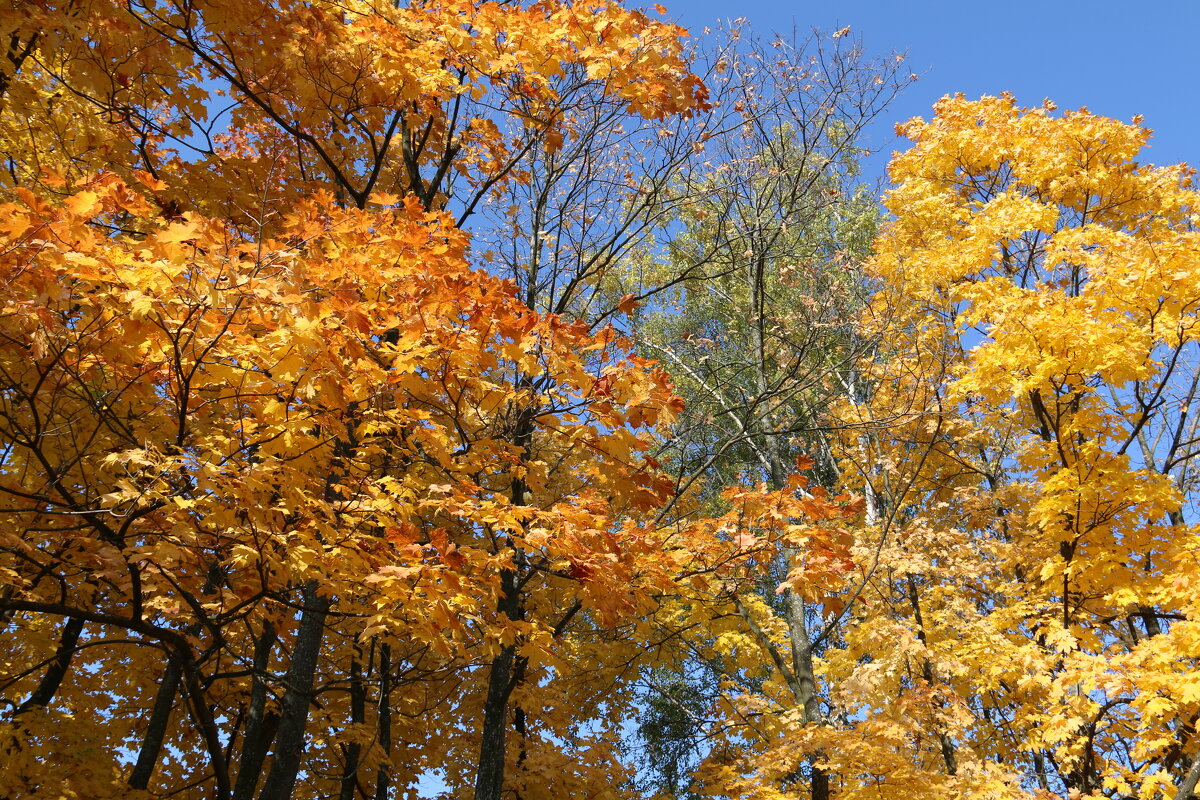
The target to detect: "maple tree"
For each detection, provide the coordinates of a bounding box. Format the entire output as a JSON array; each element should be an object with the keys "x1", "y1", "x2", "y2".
[
  {"x1": 0, "y1": 169, "x2": 705, "y2": 799},
  {"x1": 699, "y1": 95, "x2": 1200, "y2": 800},
  {"x1": 854, "y1": 94, "x2": 1200, "y2": 800},
  {"x1": 4, "y1": 0, "x2": 1200, "y2": 797},
  {"x1": 623, "y1": 91, "x2": 1200, "y2": 800},
  {"x1": 0, "y1": 3, "x2": 724, "y2": 800}
]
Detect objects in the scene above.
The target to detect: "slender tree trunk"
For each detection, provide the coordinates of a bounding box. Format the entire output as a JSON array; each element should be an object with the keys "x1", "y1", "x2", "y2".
[
  {"x1": 1174, "y1": 747, "x2": 1200, "y2": 800},
  {"x1": 475, "y1": 559, "x2": 527, "y2": 800},
  {"x1": 474, "y1": 391, "x2": 535, "y2": 800},
  {"x1": 180, "y1": 656, "x2": 233, "y2": 800},
  {"x1": 374, "y1": 644, "x2": 392, "y2": 800},
  {"x1": 474, "y1": 640, "x2": 517, "y2": 800},
  {"x1": 748, "y1": 242, "x2": 831, "y2": 800},
  {"x1": 259, "y1": 584, "x2": 331, "y2": 800},
  {"x1": 16, "y1": 616, "x2": 83, "y2": 714},
  {"x1": 906, "y1": 574, "x2": 957, "y2": 775},
  {"x1": 129, "y1": 658, "x2": 182, "y2": 790},
  {"x1": 233, "y1": 621, "x2": 278, "y2": 800},
  {"x1": 780, "y1": 576, "x2": 829, "y2": 800},
  {"x1": 339, "y1": 652, "x2": 366, "y2": 800},
  {"x1": 766, "y1": 436, "x2": 829, "y2": 800}
]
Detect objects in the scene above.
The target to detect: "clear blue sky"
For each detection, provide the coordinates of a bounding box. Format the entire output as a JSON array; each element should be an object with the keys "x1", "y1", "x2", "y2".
[{"x1": 667, "y1": 0, "x2": 1200, "y2": 184}]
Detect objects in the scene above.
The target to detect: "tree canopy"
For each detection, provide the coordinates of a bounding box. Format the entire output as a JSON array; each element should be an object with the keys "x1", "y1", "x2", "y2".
[{"x1": 1, "y1": 4, "x2": 1198, "y2": 800}]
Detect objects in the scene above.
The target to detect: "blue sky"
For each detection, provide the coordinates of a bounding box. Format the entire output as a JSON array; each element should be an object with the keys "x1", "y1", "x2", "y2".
[{"x1": 668, "y1": 0, "x2": 1200, "y2": 184}]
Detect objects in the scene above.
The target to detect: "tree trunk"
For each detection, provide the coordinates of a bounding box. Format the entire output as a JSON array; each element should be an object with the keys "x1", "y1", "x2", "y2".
[
  {"x1": 474, "y1": 641, "x2": 516, "y2": 800},
  {"x1": 129, "y1": 658, "x2": 182, "y2": 790},
  {"x1": 906, "y1": 574, "x2": 957, "y2": 775},
  {"x1": 16, "y1": 615, "x2": 83, "y2": 714},
  {"x1": 258, "y1": 584, "x2": 331, "y2": 800},
  {"x1": 374, "y1": 644, "x2": 392, "y2": 800},
  {"x1": 233, "y1": 621, "x2": 278, "y2": 800},
  {"x1": 339, "y1": 653, "x2": 366, "y2": 800},
  {"x1": 474, "y1": 390, "x2": 535, "y2": 800}
]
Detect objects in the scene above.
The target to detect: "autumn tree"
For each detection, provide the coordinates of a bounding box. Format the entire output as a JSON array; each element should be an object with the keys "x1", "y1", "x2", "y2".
[
  {"x1": 807, "y1": 95, "x2": 1200, "y2": 800},
  {"x1": 605, "y1": 25, "x2": 904, "y2": 800},
  {"x1": 627, "y1": 93, "x2": 1200, "y2": 800},
  {"x1": 425, "y1": 22, "x2": 909, "y2": 800},
  {"x1": 12, "y1": 1, "x2": 1198, "y2": 799},
  {"x1": 0, "y1": 3, "x2": 724, "y2": 800}
]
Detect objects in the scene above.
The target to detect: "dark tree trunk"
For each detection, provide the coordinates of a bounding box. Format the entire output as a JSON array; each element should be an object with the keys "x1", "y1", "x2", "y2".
[
  {"x1": 374, "y1": 644, "x2": 392, "y2": 800},
  {"x1": 474, "y1": 641, "x2": 517, "y2": 800},
  {"x1": 339, "y1": 653, "x2": 366, "y2": 800},
  {"x1": 258, "y1": 584, "x2": 331, "y2": 800},
  {"x1": 233, "y1": 621, "x2": 278, "y2": 800},
  {"x1": 129, "y1": 658, "x2": 182, "y2": 790},
  {"x1": 16, "y1": 615, "x2": 83, "y2": 714}
]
